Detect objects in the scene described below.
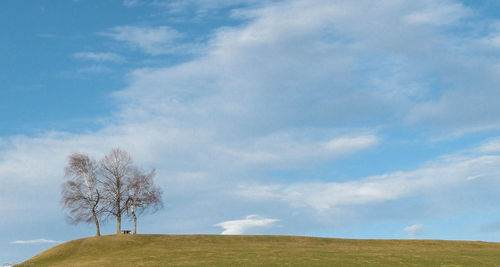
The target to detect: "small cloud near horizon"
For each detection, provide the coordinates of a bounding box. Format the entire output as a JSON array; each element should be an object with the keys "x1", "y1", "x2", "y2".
[
  {"x1": 215, "y1": 215, "x2": 279, "y2": 235},
  {"x1": 404, "y1": 224, "x2": 423, "y2": 237}
]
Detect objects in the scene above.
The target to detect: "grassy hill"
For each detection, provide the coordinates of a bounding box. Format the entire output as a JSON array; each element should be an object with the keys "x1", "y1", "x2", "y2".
[{"x1": 20, "y1": 234, "x2": 500, "y2": 266}]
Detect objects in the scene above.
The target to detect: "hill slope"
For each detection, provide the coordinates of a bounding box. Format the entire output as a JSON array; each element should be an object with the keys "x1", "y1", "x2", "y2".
[{"x1": 21, "y1": 234, "x2": 500, "y2": 266}]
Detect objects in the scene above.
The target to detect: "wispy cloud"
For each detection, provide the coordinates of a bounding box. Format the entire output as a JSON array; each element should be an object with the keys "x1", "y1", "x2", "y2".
[
  {"x1": 113, "y1": 0, "x2": 500, "y2": 138},
  {"x1": 236, "y1": 149, "x2": 500, "y2": 212},
  {"x1": 323, "y1": 135, "x2": 379, "y2": 153},
  {"x1": 100, "y1": 26, "x2": 185, "y2": 55},
  {"x1": 403, "y1": 2, "x2": 470, "y2": 26},
  {"x1": 73, "y1": 52, "x2": 125, "y2": 63},
  {"x1": 215, "y1": 215, "x2": 279, "y2": 235},
  {"x1": 76, "y1": 64, "x2": 112, "y2": 74},
  {"x1": 10, "y1": 239, "x2": 63, "y2": 244},
  {"x1": 154, "y1": 0, "x2": 264, "y2": 16},
  {"x1": 122, "y1": 0, "x2": 139, "y2": 8},
  {"x1": 216, "y1": 134, "x2": 379, "y2": 166},
  {"x1": 475, "y1": 138, "x2": 500, "y2": 153}
]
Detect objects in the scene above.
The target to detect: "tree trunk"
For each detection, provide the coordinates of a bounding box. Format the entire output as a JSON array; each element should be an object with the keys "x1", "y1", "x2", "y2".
[
  {"x1": 116, "y1": 195, "x2": 122, "y2": 234},
  {"x1": 116, "y1": 212, "x2": 121, "y2": 234},
  {"x1": 133, "y1": 212, "x2": 137, "y2": 234},
  {"x1": 93, "y1": 213, "x2": 101, "y2": 237},
  {"x1": 132, "y1": 204, "x2": 137, "y2": 234}
]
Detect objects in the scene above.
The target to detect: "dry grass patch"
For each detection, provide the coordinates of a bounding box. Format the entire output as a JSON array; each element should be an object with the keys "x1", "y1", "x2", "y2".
[{"x1": 20, "y1": 234, "x2": 500, "y2": 266}]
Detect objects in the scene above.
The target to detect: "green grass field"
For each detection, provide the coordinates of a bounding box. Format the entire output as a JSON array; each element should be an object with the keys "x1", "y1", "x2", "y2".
[{"x1": 20, "y1": 234, "x2": 500, "y2": 266}]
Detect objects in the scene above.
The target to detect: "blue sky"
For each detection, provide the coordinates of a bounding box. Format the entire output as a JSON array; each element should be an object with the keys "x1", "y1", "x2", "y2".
[{"x1": 2, "y1": 0, "x2": 500, "y2": 263}]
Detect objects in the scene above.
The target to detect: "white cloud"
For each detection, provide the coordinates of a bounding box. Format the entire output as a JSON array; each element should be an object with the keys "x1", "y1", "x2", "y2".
[
  {"x1": 3, "y1": 0, "x2": 499, "y2": 213},
  {"x1": 10, "y1": 239, "x2": 63, "y2": 244},
  {"x1": 404, "y1": 224, "x2": 423, "y2": 237},
  {"x1": 73, "y1": 52, "x2": 125, "y2": 63},
  {"x1": 490, "y1": 36, "x2": 500, "y2": 48},
  {"x1": 215, "y1": 215, "x2": 279, "y2": 235},
  {"x1": 403, "y1": 2, "x2": 470, "y2": 25},
  {"x1": 216, "y1": 134, "x2": 379, "y2": 166},
  {"x1": 112, "y1": 0, "x2": 500, "y2": 138},
  {"x1": 101, "y1": 26, "x2": 185, "y2": 55},
  {"x1": 476, "y1": 138, "x2": 500, "y2": 153},
  {"x1": 236, "y1": 151, "x2": 500, "y2": 212},
  {"x1": 323, "y1": 135, "x2": 379, "y2": 153},
  {"x1": 155, "y1": 0, "x2": 264, "y2": 15}
]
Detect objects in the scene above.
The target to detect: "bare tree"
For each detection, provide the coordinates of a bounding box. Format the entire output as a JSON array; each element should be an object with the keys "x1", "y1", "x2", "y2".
[
  {"x1": 126, "y1": 168, "x2": 163, "y2": 234},
  {"x1": 62, "y1": 148, "x2": 163, "y2": 236},
  {"x1": 100, "y1": 148, "x2": 133, "y2": 234},
  {"x1": 61, "y1": 153, "x2": 103, "y2": 236}
]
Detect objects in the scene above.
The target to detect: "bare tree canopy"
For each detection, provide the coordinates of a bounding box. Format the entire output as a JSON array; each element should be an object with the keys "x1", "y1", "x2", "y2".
[
  {"x1": 61, "y1": 148, "x2": 163, "y2": 236},
  {"x1": 100, "y1": 148, "x2": 134, "y2": 234},
  {"x1": 61, "y1": 153, "x2": 103, "y2": 236},
  {"x1": 127, "y1": 168, "x2": 163, "y2": 234}
]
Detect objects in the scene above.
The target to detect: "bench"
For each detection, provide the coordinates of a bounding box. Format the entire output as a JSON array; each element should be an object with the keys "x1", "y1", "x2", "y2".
[{"x1": 121, "y1": 230, "x2": 131, "y2": 234}]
